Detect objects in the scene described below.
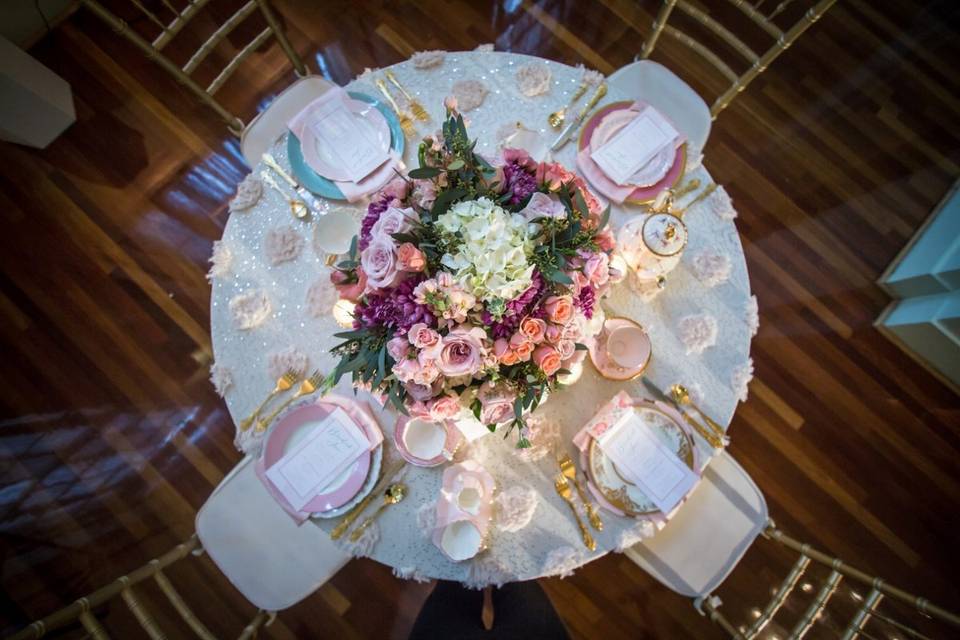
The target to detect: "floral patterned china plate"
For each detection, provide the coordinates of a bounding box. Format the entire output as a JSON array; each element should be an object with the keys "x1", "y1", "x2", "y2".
[{"x1": 586, "y1": 403, "x2": 695, "y2": 516}]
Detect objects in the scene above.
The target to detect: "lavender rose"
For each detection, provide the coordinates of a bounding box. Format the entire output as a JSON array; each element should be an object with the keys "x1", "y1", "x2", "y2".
[
  {"x1": 518, "y1": 191, "x2": 567, "y2": 221},
  {"x1": 360, "y1": 236, "x2": 401, "y2": 290},
  {"x1": 371, "y1": 206, "x2": 414, "y2": 240},
  {"x1": 436, "y1": 326, "x2": 486, "y2": 377},
  {"x1": 477, "y1": 381, "x2": 516, "y2": 425}
]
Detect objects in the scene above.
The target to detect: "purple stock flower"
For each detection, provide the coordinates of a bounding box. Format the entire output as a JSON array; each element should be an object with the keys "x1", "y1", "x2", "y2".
[
  {"x1": 502, "y1": 161, "x2": 539, "y2": 206},
  {"x1": 359, "y1": 195, "x2": 393, "y2": 250},
  {"x1": 487, "y1": 271, "x2": 545, "y2": 338},
  {"x1": 355, "y1": 275, "x2": 435, "y2": 333},
  {"x1": 577, "y1": 285, "x2": 596, "y2": 319}
]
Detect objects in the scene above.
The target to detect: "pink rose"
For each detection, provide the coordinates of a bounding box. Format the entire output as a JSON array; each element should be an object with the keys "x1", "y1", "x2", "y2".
[
  {"x1": 371, "y1": 206, "x2": 414, "y2": 239},
  {"x1": 330, "y1": 267, "x2": 367, "y2": 302},
  {"x1": 429, "y1": 394, "x2": 461, "y2": 421},
  {"x1": 595, "y1": 228, "x2": 615, "y2": 252},
  {"x1": 406, "y1": 399, "x2": 432, "y2": 419},
  {"x1": 408, "y1": 323, "x2": 440, "y2": 349},
  {"x1": 387, "y1": 336, "x2": 410, "y2": 361},
  {"x1": 397, "y1": 242, "x2": 426, "y2": 272},
  {"x1": 444, "y1": 95, "x2": 459, "y2": 112},
  {"x1": 477, "y1": 382, "x2": 516, "y2": 425},
  {"x1": 518, "y1": 192, "x2": 567, "y2": 222},
  {"x1": 544, "y1": 324, "x2": 562, "y2": 344},
  {"x1": 537, "y1": 162, "x2": 575, "y2": 190},
  {"x1": 584, "y1": 252, "x2": 610, "y2": 286},
  {"x1": 533, "y1": 345, "x2": 562, "y2": 376},
  {"x1": 436, "y1": 326, "x2": 485, "y2": 377},
  {"x1": 519, "y1": 316, "x2": 547, "y2": 343},
  {"x1": 413, "y1": 360, "x2": 440, "y2": 386},
  {"x1": 411, "y1": 179, "x2": 437, "y2": 209},
  {"x1": 557, "y1": 339, "x2": 576, "y2": 360},
  {"x1": 405, "y1": 378, "x2": 442, "y2": 402},
  {"x1": 494, "y1": 338, "x2": 510, "y2": 358},
  {"x1": 380, "y1": 178, "x2": 409, "y2": 201},
  {"x1": 360, "y1": 236, "x2": 402, "y2": 290},
  {"x1": 509, "y1": 332, "x2": 534, "y2": 362},
  {"x1": 544, "y1": 295, "x2": 574, "y2": 325},
  {"x1": 393, "y1": 357, "x2": 420, "y2": 383},
  {"x1": 565, "y1": 270, "x2": 589, "y2": 297},
  {"x1": 501, "y1": 147, "x2": 536, "y2": 170}
]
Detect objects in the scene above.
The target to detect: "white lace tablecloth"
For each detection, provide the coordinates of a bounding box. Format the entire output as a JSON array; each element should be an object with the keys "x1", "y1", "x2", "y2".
[{"x1": 209, "y1": 51, "x2": 755, "y2": 586}]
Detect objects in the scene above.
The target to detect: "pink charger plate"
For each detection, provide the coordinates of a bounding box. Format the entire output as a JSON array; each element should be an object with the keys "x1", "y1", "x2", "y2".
[
  {"x1": 262, "y1": 395, "x2": 380, "y2": 513},
  {"x1": 578, "y1": 101, "x2": 686, "y2": 205}
]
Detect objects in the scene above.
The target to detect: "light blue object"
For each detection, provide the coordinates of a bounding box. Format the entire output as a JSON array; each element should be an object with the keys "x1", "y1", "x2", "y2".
[
  {"x1": 878, "y1": 181, "x2": 960, "y2": 389},
  {"x1": 287, "y1": 91, "x2": 404, "y2": 201}
]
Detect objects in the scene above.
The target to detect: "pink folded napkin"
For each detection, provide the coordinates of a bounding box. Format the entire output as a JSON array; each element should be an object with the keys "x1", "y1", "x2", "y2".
[
  {"x1": 576, "y1": 102, "x2": 685, "y2": 204},
  {"x1": 287, "y1": 88, "x2": 401, "y2": 203},
  {"x1": 255, "y1": 394, "x2": 382, "y2": 525}
]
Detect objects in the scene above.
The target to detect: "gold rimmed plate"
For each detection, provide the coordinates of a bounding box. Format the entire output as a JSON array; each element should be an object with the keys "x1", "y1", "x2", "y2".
[{"x1": 586, "y1": 403, "x2": 694, "y2": 516}]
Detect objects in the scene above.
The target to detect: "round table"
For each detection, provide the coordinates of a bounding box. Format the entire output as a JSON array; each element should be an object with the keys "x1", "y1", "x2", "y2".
[{"x1": 210, "y1": 50, "x2": 754, "y2": 586}]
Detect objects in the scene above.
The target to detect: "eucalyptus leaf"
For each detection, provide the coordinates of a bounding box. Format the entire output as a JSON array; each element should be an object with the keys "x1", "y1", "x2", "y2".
[
  {"x1": 447, "y1": 159, "x2": 465, "y2": 170},
  {"x1": 408, "y1": 166, "x2": 442, "y2": 179}
]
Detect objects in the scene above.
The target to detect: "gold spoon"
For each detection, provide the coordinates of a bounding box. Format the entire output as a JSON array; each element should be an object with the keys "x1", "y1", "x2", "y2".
[
  {"x1": 349, "y1": 483, "x2": 407, "y2": 542},
  {"x1": 259, "y1": 170, "x2": 309, "y2": 220},
  {"x1": 670, "y1": 384, "x2": 727, "y2": 443},
  {"x1": 239, "y1": 370, "x2": 298, "y2": 431},
  {"x1": 548, "y1": 81, "x2": 588, "y2": 128}
]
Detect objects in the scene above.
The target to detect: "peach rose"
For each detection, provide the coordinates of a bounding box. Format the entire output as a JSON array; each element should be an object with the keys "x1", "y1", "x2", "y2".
[
  {"x1": 397, "y1": 242, "x2": 426, "y2": 272},
  {"x1": 519, "y1": 316, "x2": 547, "y2": 343},
  {"x1": 509, "y1": 332, "x2": 534, "y2": 362},
  {"x1": 330, "y1": 267, "x2": 367, "y2": 302},
  {"x1": 543, "y1": 295, "x2": 574, "y2": 325},
  {"x1": 532, "y1": 345, "x2": 562, "y2": 376},
  {"x1": 500, "y1": 350, "x2": 520, "y2": 366}
]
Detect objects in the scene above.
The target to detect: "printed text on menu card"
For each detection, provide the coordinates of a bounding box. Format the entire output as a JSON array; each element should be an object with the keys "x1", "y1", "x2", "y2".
[
  {"x1": 266, "y1": 408, "x2": 370, "y2": 511},
  {"x1": 306, "y1": 99, "x2": 387, "y2": 182},
  {"x1": 598, "y1": 412, "x2": 698, "y2": 514},
  {"x1": 590, "y1": 106, "x2": 679, "y2": 186}
]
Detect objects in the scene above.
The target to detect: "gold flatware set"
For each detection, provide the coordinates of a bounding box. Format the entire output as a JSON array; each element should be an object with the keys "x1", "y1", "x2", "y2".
[
  {"x1": 238, "y1": 369, "x2": 323, "y2": 433},
  {"x1": 385, "y1": 70, "x2": 429, "y2": 123},
  {"x1": 554, "y1": 448, "x2": 601, "y2": 550},
  {"x1": 642, "y1": 377, "x2": 727, "y2": 449},
  {"x1": 550, "y1": 82, "x2": 608, "y2": 151},
  {"x1": 554, "y1": 475, "x2": 596, "y2": 551},
  {"x1": 330, "y1": 459, "x2": 408, "y2": 542},
  {"x1": 375, "y1": 78, "x2": 416, "y2": 138}
]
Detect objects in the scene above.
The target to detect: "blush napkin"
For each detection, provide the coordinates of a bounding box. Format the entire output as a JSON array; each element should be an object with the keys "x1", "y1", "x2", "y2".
[{"x1": 287, "y1": 87, "x2": 401, "y2": 203}]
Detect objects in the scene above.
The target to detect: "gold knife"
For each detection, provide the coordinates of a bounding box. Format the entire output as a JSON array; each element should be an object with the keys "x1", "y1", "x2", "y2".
[
  {"x1": 330, "y1": 458, "x2": 406, "y2": 540},
  {"x1": 641, "y1": 377, "x2": 724, "y2": 449},
  {"x1": 550, "y1": 82, "x2": 607, "y2": 151}
]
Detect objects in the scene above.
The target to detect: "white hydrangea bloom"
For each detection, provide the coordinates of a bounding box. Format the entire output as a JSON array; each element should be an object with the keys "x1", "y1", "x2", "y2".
[{"x1": 437, "y1": 198, "x2": 535, "y2": 302}]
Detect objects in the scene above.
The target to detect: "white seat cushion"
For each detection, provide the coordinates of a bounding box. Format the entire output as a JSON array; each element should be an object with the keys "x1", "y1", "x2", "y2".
[
  {"x1": 240, "y1": 75, "x2": 337, "y2": 167},
  {"x1": 196, "y1": 457, "x2": 350, "y2": 611},
  {"x1": 624, "y1": 451, "x2": 767, "y2": 597},
  {"x1": 607, "y1": 60, "x2": 711, "y2": 158}
]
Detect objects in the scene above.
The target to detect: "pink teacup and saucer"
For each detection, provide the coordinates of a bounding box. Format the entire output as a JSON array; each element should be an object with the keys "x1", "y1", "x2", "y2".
[
  {"x1": 588, "y1": 316, "x2": 652, "y2": 381},
  {"x1": 394, "y1": 417, "x2": 464, "y2": 467}
]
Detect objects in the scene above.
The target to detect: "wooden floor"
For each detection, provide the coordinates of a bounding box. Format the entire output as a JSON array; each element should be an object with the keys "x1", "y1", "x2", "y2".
[{"x1": 1, "y1": 0, "x2": 959, "y2": 638}]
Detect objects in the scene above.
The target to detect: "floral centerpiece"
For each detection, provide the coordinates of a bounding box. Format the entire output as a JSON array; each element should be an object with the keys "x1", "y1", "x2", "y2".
[{"x1": 328, "y1": 100, "x2": 618, "y2": 447}]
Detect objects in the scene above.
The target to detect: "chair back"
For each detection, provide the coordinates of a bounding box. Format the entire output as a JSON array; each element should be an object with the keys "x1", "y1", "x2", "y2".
[
  {"x1": 624, "y1": 451, "x2": 768, "y2": 597},
  {"x1": 79, "y1": 0, "x2": 308, "y2": 134},
  {"x1": 701, "y1": 524, "x2": 960, "y2": 639},
  {"x1": 5, "y1": 535, "x2": 271, "y2": 640},
  {"x1": 641, "y1": 0, "x2": 838, "y2": 118}
]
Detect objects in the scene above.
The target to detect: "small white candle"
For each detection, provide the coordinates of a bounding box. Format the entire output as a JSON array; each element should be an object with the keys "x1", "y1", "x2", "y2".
[{"x1": 332, "y1": 299, "x2": 356, "y2": 328}]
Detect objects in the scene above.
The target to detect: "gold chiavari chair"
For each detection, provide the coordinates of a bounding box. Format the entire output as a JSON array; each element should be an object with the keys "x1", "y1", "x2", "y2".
[
  {"x1": 79, "y1": 0, "x2": 336, "y2": 165},
  {"x1": 623, "y1": 452, "x2": 960, "y2": 639},
  {"x1": 5, "y1": 535, "x2": 271, "y2": 640},
  {"x1": 701, "y1": 523, "x2": 960, "y2": 639},
  {"x1": 631, "y1": 0, "x2": 839, "y2": 119}
]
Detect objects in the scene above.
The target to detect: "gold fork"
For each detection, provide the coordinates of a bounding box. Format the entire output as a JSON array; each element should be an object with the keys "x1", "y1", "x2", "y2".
[
  {"x1": 555, "y1": 475, "x2": 596, "y2": 551},
  {"x1": 255, "y1": 370, "x2": 324, "y2": 433},
  {"x1": 374, "y1": 78, "x2": 415, "y2": 138},
  {"x1": 239, "y1": 370, "x2": 298, "y2": 431},
  {"x1": 547, "y1": 80, "x2": 588, "y2": 128},
  {"x1": 559, "y1": 454, "x2": 603, "y2": 531},
  {"x1": 385, "y1": 70, "x2": 429, "y2": 122}
]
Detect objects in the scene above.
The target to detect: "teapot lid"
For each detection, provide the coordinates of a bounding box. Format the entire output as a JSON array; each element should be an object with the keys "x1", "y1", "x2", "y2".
[{"x1": 641, "y1": 213, "x2": 687, "y2": 257}]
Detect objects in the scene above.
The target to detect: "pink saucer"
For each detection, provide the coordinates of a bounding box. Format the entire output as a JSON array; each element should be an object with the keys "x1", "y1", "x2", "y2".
[
  {"x1": 578, "y1": 101, "x2": 686, "y2": 205},
  {"x1": 262, "y1": 396, "x2": 378, "y2": 512},
  {"x1": 394, "y1": 416, "x2": 464, "y2": 467},
  {"x1": 588, "y1": 317, "x2": 652, "y2": 381}
]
